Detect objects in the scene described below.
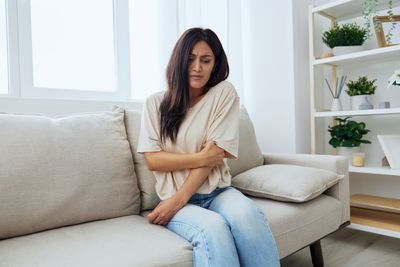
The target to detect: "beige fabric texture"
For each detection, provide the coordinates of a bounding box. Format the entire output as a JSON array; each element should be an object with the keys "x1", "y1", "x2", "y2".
[
  {"x1": 263, "y1": 153, "x2": 350, "y2": 224},
  {"x1": 232, "y1": 164, "x2": 344, "y2": 202},
  {"x1": 226, "y1": 106, "x2": 263, "y2": 177},
  {"x1": 137, "y1": 80, "x2": 239, "y2": 200},
  {"x1": 0, "y1": 215, "x2": 192, "y2": 267},
  {"x1": 118, "y1": 108, "x2": 160, "y2": 211},
  {"x1": 252, "y1": 194, "x2": 342, "y2": 258},
  {"x1": 0, "y1": 109, "x2": 141, "y2": 239}
]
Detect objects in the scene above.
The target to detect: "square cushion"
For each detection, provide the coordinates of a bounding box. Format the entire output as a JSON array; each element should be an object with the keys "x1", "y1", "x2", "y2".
[
  {"x1": 0, "y1": 108, "x2": 141, "y2": 239},
  {"x1": 232, "y1": 164, "x2": 344, "y2": 202}
]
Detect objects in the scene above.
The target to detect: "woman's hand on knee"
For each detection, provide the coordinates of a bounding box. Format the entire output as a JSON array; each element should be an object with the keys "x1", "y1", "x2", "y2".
[
  {"x1": 199, "y1": 140, "x2": 225, "y2": 167},
  {"x1": 148, "y1": 194, "x2": 187, "y2": 225}
]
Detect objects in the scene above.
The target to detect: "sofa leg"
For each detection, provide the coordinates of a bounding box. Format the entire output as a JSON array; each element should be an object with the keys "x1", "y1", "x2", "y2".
[{"x1": 310, "y1": 240, "x2": 324, "y2": 267}]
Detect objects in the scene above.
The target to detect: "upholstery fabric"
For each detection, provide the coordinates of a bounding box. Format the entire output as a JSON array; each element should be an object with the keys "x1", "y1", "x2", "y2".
[
  {"x1": 232, "y1": 164, "x2": 343, "y2": 202},
  {"x1": 227, "y1": 106, "x2": 263, "y2": 176},
  {"x1": 0, "y1": 215, "x2": 192, "y2": 267},
  {"x1": 119, "y1": 108, "x2": 160, "y2": 211},
  {"x1": 252, "y1": 194, "x2": 342, "y2": 258},
  {"x1": 0, "y1": 109, "x2": 141, "y2": 239}
]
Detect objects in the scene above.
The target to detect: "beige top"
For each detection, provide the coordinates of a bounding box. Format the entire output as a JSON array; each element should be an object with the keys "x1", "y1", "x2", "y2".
[{"x1": 137, "y1": 81, "x2": 239, "y2": 200}]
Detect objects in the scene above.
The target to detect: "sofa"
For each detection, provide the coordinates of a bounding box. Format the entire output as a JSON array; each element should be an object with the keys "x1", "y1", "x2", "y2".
[{"x1": 0, "y1": 106, "x2": 350, "y2": 267}]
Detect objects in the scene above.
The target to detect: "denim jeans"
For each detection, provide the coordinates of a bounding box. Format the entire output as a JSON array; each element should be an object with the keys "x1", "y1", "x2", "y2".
[{"x1": 165, "y1": 187, "x2": 280, "y2": 267}]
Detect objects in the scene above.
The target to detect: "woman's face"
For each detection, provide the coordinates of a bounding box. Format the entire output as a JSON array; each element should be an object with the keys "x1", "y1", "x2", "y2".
[{"x1": 188, "y1": 41, "x2": 215, "y2": 92}]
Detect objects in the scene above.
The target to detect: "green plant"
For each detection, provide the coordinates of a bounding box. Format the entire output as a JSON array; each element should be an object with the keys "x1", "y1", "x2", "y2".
[
  {"x1": 322, "y1": 23, "x2": 367, "y2": 49},
  {"x1": 345, "y1": 76, "x2": 377, "y2": 96},
  {"x1": 328, "y1": 117, "x2": 371, "y2": 148},
  {"x1": 362, "y1": 0, "x2": 397, "y2": 43}
]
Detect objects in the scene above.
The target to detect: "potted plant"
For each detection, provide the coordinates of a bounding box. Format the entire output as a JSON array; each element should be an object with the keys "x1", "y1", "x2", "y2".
[
  {"x1": 328, "y1": 117, "x2": 371, "y2": 159},
  {"x1": 322, "y1": 23, "x2": 367, "y2": 56},
  {"x1": 345, "y1": 76, "x2": 377, "y2": 110}
]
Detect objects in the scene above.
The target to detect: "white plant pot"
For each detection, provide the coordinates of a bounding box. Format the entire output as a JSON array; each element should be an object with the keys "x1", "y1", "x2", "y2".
[
  {"x1": 332, "y1": 45, "x2": 364, "y2": 56},
  {"x1": 351, "y1": 95, "x2": 373, "y2": 110},
  {"x1": 337, "y1": 146, "x2": 361, "y2": 163},
  {"x1": 331, "y1": 98, "x2": 343, "y2": 111}
]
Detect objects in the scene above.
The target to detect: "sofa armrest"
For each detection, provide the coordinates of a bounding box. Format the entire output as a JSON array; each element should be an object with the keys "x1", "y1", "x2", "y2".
[{"x1": 262, "y1": 153, "x2": 350, "y2": 224}]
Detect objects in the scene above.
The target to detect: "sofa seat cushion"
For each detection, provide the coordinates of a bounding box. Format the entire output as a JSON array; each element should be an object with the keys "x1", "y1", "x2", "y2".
[
  {"x1": 0, "y1": 215, "x2": 192, "y2": 267},
  {"x1": 251, "y1": 194, "x2": 342, "y2": 259}
]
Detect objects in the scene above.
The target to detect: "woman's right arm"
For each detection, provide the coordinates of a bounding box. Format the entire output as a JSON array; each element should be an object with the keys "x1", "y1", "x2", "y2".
[{"x1": 144, "y1": 141, "x2": 224, "y2": 171}]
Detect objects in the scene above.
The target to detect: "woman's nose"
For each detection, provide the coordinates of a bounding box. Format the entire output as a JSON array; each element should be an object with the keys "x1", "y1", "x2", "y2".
[{"x1": 192, "y1": 60, "x2": 201, "y2": 71}]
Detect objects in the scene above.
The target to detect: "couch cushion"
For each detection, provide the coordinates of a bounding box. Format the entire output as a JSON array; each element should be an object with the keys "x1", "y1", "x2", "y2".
[
  {"x1": 118, "y1": 108, "x2": 160, "y2": 211},
  {"x1": 251, "y1": 194, "x2": 342, "y2": 258},
  {"x1": 227, "y1": 106, "x2": 263, "y2": 176},
  {"x1": 0, "y1": 108, "x2": 141, "y2": 239},
  {"x1": 0, "y1": 215, "x2": 192, "y2": 267},
  {"x1": 232, "y1": 164, "x2": 344, "y2": 202}
]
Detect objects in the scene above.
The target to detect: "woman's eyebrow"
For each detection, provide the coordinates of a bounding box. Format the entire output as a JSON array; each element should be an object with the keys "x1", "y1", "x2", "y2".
[{"x1": 190, "y1": 54, "x2": 213, "y2": 58}]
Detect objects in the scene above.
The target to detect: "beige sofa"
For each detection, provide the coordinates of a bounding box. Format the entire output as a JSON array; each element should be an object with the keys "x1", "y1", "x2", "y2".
[{"x1": 0, "y1": 107, "x2": 350, "y2": 267}]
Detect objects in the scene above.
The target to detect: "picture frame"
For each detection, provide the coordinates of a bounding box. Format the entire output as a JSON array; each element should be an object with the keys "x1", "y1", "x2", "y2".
[
  {"x1": 374, "y1": 15, "x2": 400, "y2": 48},
  {"x1": 377, "y1": 135, "x2": 400, "y2": 169}
]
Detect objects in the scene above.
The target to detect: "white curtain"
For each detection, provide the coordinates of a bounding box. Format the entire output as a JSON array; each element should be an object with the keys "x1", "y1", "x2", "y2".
[{"x1": 130, "y1": 0, "x2": 245, "y2": 101}]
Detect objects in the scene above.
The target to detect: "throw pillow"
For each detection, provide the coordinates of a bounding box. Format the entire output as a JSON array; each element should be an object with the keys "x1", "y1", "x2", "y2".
[{"x1": 232, "y1": 164, "x2": 344, "y2": 202}]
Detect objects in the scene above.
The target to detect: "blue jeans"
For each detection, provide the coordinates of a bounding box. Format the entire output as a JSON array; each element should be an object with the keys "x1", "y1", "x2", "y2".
[{"x1": 166, "y1": 187, "x2": 280, "y2": 267}]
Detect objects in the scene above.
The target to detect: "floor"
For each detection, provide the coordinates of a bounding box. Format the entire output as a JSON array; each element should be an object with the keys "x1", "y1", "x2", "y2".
[{"x1": 280, "y1": 228, "x2": 400, "y2": 267}]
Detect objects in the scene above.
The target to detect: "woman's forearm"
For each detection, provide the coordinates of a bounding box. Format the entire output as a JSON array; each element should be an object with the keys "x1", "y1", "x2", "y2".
[
  {"x1": 175, "y1": 166, "x2": 213, "y2": 203},
  {"x1": 144, "y1": 151, "x2": 203, "y2": 171},
  {"x1": 144, "y1": 141, "x2": 225, "y2": 172}
]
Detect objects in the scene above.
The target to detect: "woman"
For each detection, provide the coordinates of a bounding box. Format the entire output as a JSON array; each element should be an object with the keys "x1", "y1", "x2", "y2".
[{"x1": 137, "y1": 28, "x2": 280, "y2": 267}]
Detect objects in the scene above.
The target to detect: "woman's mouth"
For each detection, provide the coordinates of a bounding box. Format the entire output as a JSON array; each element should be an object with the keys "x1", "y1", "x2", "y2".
[{"x1": 190, "y1": 75, "x2": 203, "y2": 80}]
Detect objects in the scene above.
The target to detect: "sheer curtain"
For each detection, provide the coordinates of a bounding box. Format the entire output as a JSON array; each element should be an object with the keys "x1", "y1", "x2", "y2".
[{"x1": 130, "y1": 0, "x2": 245, "y2": 101}]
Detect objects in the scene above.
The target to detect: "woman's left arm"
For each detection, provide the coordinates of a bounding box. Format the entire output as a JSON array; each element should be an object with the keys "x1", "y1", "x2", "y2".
[{"x1": 147, "y1": 165, "x2": 213, "y2": 225}]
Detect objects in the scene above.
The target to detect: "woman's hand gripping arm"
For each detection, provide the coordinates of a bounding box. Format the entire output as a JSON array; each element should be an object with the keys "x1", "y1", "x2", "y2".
[{"x1": 143, "y1": 140, "x2": 225, "y2": 171}]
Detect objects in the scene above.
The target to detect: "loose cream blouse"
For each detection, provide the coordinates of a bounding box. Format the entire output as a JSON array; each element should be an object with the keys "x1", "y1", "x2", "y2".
[{"x1": 137, "y1": 81, "x2": 239, "y2": 200}]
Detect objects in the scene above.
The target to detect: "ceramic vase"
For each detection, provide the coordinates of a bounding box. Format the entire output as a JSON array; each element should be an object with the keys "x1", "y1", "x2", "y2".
[
  {"x1": 331, "y1": 98, "x2": 343, "y2": 111},
  {"x1": 337, "y1": 146, "x2": 361, "y2": 164}
]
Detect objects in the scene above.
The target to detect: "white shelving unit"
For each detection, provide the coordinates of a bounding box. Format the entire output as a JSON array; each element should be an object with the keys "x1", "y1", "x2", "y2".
[{"x1": 309, "y1": 0, "x2": 400, "y2": 238}]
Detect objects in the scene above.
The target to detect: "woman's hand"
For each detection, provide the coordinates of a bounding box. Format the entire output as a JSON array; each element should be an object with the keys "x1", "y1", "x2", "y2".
[
  {"x1": 147, "y1": 193, "x2": 188, "y2": 225},
  {"x1": 199, "y1": 140, "x2": 225, "y2": 167}
]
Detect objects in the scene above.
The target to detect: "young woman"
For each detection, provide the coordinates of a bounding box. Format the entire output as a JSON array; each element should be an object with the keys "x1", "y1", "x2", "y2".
[{"x1": 137, "y1": 28, "x2": 280, "y2": 267}]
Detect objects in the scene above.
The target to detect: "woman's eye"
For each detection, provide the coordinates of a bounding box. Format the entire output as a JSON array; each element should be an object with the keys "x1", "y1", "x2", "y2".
[{"x1": 202, "y1": 60, "x2": 211, "y2": 64}]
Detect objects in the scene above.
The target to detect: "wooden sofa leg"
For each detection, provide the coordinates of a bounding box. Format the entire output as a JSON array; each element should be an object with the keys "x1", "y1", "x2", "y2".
[{"x1": 310, "y1": 240, "x2": 324, "y2": 267}]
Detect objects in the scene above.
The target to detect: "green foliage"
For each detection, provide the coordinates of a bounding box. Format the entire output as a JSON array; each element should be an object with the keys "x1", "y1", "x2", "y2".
[
  {"x1": 322, "y1": 23, "x2": 367, "y2": 49},
  {"x1": 328, "y1": 117, "x2": 371, "y2": 148},
  {"x1": 362, "y1": 0, "x2": 397, "y2": 44},
  {"x1": 345, "y1": 76, "x2": 377, "y2": 96}
]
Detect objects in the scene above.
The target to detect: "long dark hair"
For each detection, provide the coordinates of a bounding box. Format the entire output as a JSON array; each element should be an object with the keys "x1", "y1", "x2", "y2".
[{"x1": 159, "y1": 28, "x2": 229, "y2": 143}]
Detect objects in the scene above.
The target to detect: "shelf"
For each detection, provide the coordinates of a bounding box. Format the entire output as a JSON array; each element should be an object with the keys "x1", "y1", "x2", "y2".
[
  {"x1": 314, "y1": 45, "x2": 400, "y2": 66},
  {"x1": 351, "y1": 194, "x2": 400, "y2": 214},
  {"x1": 314, "y1": 107, "x2": 400, "y2": 117},
  {"x1": 312, "y1": 0, "x2": 400, "y2": 21},
  {"x1": 350, "y1": 207, "x2": 400, "y2": 236},
  {"x1": 348, "y1": 223, "x2": 400, "y2": 238},
  {"x1": 349, "y1": 165, "x2": 400, "y2": 176}
]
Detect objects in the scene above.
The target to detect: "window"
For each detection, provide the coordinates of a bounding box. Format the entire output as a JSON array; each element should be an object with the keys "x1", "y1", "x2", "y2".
[
  {"x1": 17, "y1": 0, "x2": 131, "y2": 100},
  {"x1": 0, "y1": 0, "x2": 8, "y2": 94},
  {"x1": 30, "y1": 0, "x2": 115, "y2": 92}
]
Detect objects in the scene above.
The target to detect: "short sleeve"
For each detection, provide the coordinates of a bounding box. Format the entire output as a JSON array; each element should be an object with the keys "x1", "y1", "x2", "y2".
[
  {"x1": 137, "y1": 96, "x2": 163, "y2": 153},
  {"x1": 206, "y1": 86, "x2": 240, "y2": 159}
]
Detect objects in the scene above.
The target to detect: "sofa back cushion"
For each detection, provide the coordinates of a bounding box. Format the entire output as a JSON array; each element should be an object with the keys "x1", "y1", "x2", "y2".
[
  {"x1": 0, "y1": 108, "x2": 141, "y2": 239},
  {"x1": 227, "y1": 107, "x2": 263, "y2": 176},
  {"x1": 120, "y1": 108, "x2": 160, "y2": 211}
]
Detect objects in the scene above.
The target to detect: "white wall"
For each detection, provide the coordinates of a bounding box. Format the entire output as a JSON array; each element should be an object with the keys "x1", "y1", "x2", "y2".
[{"x1": 241, "y1": 0, "x2": 297, "y2": 154}]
